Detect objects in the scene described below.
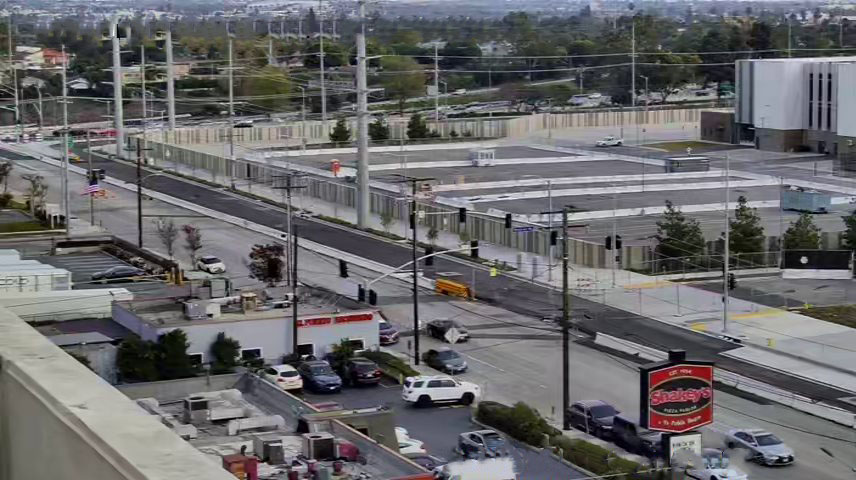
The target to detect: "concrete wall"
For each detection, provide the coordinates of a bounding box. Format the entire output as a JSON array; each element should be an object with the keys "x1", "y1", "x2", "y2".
[
  {"x1": 0, "y1": 306, "x2": 235, "y2": 480},
  {"x1": 700, "y1": 111, "x2": 735, "y2": 143},
  {"x1": 838, "y1": 64, "x2": 856, "y2": 138},
  {"x1": 753, "y1": 60, "x2": 807, "y2": 130},
  {"x1": 117, "y1": 372, "x2": 243, "y2": 401},
  {"x1": 0, "y1": 288, "x2": 132, "y2": 323},
  {"x1": 755, "y1": 127, "x2": 804, "y2": 152}
]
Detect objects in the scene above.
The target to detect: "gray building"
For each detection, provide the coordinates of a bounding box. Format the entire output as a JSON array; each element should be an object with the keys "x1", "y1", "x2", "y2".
[{"x1": 735, "y1": 57, "x2": 856, "y2": 155}]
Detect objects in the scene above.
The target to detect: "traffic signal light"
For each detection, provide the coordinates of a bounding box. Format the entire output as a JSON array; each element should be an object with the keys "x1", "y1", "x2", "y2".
[
  {"x1": 504, "y1": 213, "x2": 512, "y2": 229},
  {"x1": 409, "y1": 212, "x2": 415, "y2": 230},
  {"x1": 425, "y1": 246, "x2": 434, "y2": 266},
  {"x1": 368, "y1": 289, "x2": 377, "y2": 305},
  {"x1": 470, "y1": 240, "x2": 479, "y2": 258},
  {"x1": 358, "y1": 285, "x2": 366, "y2": 302},
  {"x1": 605, "y1": 236, "x2": 612, "y2": 250},
  {"x1": 338, "y1": 259, "x2": 348, "y2": 278},
  {"x1": 728, "y1": 273, "x2": 737, "y2": 290},
  {"x1": 458, "y1": 207, "x2": 467, "y2": 223},
  {"x1": 615, "y1": 235, "x2": 622, "y2": 250},
  {"x1": 550, "y1": 230, "x2": 558, "y2": 246}
]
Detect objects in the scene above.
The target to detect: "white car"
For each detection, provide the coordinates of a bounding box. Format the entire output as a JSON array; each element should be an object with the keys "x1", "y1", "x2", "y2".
[
  {"x1": 396, "y1": 427, "x2": 427, "y2": 455},
  {"x1": 197, "y1": 255, "x2": 226, "y2": 274},
  {"x1": 683, "y1": 449, "x2": 747, "y2": 480},
  {"x1": 725, "y1": 428, "x2": 795, "y2": 466},
  {"x1": 261, "y1": 364, "x2": 303, "y2": 391},
  {"x1": 402, "y1": 375, "x2": 480, "y2": 407},
  {"x1": 596, "y1": 136, "x2": 623, "y2": 147}
]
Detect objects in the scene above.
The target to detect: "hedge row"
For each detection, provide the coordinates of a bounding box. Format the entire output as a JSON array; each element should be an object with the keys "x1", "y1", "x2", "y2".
[
  {"x1": 359, "y1": 351, "x2": 419, "y2": 380},
  {"x1": 476, "y1": 401, "x2": 669, "y2": 480}
]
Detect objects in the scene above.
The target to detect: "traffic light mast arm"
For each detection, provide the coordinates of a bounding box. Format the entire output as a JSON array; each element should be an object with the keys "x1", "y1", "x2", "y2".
[{"x1": 365, "y1": 245, "x2": 473, "y2": 287}]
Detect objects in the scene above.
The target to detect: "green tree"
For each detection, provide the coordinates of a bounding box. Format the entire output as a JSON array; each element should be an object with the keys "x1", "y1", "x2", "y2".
[
  {"x1": 427, "y1": 226, "x2": 439, "y2": 245},
  {"x1": 380, "y1": 56, "x2": 426, "y2": 113},
  {"x1": 0, "y1": 161, "x2": 11, "y2": 193},
  {"x1": 117, "y1": 336, "x2": 158, "y2": 383},
  {"x1": 643, "y1": 53, "x2": 701, "y2": 102},
  {"x1": 155, "y1": 329, "x2": 195, "y2": 380},
  {"x1": 182, "y1": 224, "x2": 203, "y2": 266},
  {"x1": 329, "y1": 117, "x2": 352, "y2": 144},
  {"x1": 729, "y1": 196, "x2": 765, "y2": 264},
  {"x1": 783, "y1": 213, "x2": 821, "y2": 250},
  {"x1": 210, "y1": 332, "x2": 241, "y2": 374},
  {"x1": 369, "y1": 116, "x2": 391, "y2": 142},
  {"x1": 842, "y1": 210, "x2": 856, "y2": 250},
  {"x1": 328, "y1": 338, "x2": 357, "y2": 375},
  {"x1": 656, "y1": 201, "x2": 705, "y2": 259},
  {"x1": 240, "y1": 65, "x2": 291, "y2": 109},
  {"x1": 407, "y1": 112, "x2": 429, "y2": 139},
  {"x1": 380, "y1": 211, "x2": 395, "y2": 233},
  {"x1": 248, "y1": 243, "x2": 286, "y2": 286}
]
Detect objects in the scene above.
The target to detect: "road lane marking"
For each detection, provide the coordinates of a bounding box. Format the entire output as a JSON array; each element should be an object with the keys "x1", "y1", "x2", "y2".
[{"x1": 462, "y1": 354, "x2": 506, "y2": 372}]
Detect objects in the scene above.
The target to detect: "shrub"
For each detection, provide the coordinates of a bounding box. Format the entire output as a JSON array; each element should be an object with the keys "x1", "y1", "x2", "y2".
[
  {"x1": 0, "y1": 192, "x2": 12, "y2": 208},
  {"x1": 359, "y1": 350, "x2": 419, "y2": 379},
  {"x1": 476, "y1": 401, "x2": 557, "y2": 447}
]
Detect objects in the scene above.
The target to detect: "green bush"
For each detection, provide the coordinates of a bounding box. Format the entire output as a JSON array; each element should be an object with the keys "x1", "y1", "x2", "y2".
[
  {"x1": 0, "y1": 192, "x2": 12, "y2": 208},
  {"x1": 476, "y1": 401, "x2": 558, "y2": 447},
  {"x1": 359, "y1": 350, "x2": 419, "y2": 379},
  {"x1": 550, "y1": 436, "x2": 666, "y2": 479}
]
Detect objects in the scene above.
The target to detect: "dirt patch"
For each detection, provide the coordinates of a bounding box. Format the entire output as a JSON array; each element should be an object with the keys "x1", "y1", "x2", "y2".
[{"x1": 794, "y1": 305, "x2": 856, "y2": 329}]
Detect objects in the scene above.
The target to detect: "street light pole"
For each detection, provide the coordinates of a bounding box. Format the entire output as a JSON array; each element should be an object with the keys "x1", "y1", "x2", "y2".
[
  {"x1": 723, "y1": 152, "x2": 731, "y2": 333},
  {"x1": 561, "y1": 206, "x2": 571, "y2": 431}
]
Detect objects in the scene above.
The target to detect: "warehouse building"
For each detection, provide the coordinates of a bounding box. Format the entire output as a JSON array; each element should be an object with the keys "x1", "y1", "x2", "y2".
[{"x1": 735, "y1": 57, "x2": 856, "y2": 155}]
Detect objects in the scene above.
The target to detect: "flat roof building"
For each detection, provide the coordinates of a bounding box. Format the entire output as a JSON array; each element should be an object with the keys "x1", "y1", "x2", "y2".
[{"x1": 735, "y1": 56, "x2": 856, "y2": 155}]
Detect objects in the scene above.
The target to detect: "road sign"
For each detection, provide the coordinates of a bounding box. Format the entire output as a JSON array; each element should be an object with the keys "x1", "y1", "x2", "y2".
[
  {"x1": 445, "y1": 327, "x2": 463, "y2": 344},
  {"x1": 513, "y1": 226, "x2": 535, "y2": 233}
]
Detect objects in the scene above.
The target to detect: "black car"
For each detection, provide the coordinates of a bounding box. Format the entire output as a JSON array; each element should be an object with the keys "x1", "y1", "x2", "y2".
[
  {"x1": 342, "y1": 358, "x2": 382, "y2": 386},
  {"x1": 422, "y1": 348, "x2": 467, "y2": 374},
  {"x1": 379, "y1": 319, "x2": 399, "y2": 345},
  {"x1": 426, "y1": 319, "x2": 469, "y2": 343},
  {"x1": 297, "y1": 360, "x2": 343, "y2": 393},
  {"x1": 403, "y1": 453, "x2": 447, "y2": 471},
  {"x1": 567, "y1": 400, "x2": 620, "y2": 438},
  {"x1": 91, "y1": 266, "x2": 146, "y2": 283},
  {"x1": 612, "y1": 415, "x2": 662, "y2": 458}
]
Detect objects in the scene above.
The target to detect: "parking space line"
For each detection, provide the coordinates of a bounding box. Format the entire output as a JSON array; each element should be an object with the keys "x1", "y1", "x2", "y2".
[{"x1": 462, "y1": 354, "x2": 506, "y2": 373}]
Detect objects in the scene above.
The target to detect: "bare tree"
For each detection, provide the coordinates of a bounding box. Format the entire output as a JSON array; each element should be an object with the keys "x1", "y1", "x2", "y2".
[
  {"x1": 20, "y1": 174, "x2": 47, "y2": 216},
  {"x1": 182, "y1": 224, "x2": 203, "y2": 266},
  {"x1": 0, "y1": 162, "x2": 12, "y2": 193},
  {"x1": 153, "y1": 218, "x2": 179, "y2": 259}
]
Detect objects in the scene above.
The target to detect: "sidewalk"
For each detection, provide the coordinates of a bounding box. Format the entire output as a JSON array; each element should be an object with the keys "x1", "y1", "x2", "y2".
[{"x1": 16, "y1": 140, "x2": 856, "y2": 395}]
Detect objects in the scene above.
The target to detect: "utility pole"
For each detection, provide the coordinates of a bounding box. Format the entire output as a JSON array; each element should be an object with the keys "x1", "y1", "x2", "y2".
[
  {"x1": 434, "y1": 43, "x2": 440, "y2": 124},
  {"x1": 840, "y1": 21, "x2": 844, "y2": 49},
  {"x1": 561, "y1": 207, "x2": 571, "y2": 431},
  {"x1": 137, "y1": 137, "x2": 143, "y2": 247},
  {"x1": 61, "y1": 44, "x2": 70, "y2": 235},
  {"x1": 318, "y1": 0, "x2": 327, "y2": 129},
  {"x1": 291, "y1": 224, "x2": 300, "y2": 356},
  {"x1": 631, "y1": 20, "x2": 636, "y2": 109},
  {"x1": 412, "y1": 180, "x2": 420, "y2": 365},
  {"x1": 274, "y1": 173, "x2": 306, "y2": 286},
  {"x1": 267, "y1": 21, "x2": 274, "y2": 65},
  {"x1": 611, "y1": 189, "x2": 617, "y2": 287},
  {"x1": 87, "y1": 130, "x2": 94, "y2": 225},
  {"x1": 35, "y1": 86, "x2": 42, "y2": 129},
  {"x1": 140, "y1": 44, "x2": 147, "y2": 163},
  {"x1": 723, "y1": 153, "x2": 731, "y2": 333},
  {"x1": 8, "y1": 15, "x2": 20, "y2": 141},
  {"x1": 356, "y1": 0, "x2": 369, "y2": 228},
  {"x1": 227, "y1": 29, "x2": 236, "y2": 187},
  {"x1": 112, "y1": 17, "x2": 125, "y2": 159},
  {"x1": 787, "y1": 18, "x2": 793, "y2": 58},
  {"x1": 165, "y1": 27, "x2": 176, "y2": 130}
]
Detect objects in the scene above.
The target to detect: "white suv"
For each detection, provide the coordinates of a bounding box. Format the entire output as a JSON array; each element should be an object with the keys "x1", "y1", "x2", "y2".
[{"x1": 402, "y1": 375, "x2": 480, "y2": 407}]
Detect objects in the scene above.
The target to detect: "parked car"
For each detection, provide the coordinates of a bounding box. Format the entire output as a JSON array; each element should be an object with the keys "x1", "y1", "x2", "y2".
[
  {"x1": 426, "y1": 319, "x2": 469, "y2": 343},
  {"x1": 196, "y1": 255, "x2": 226, "y2": 274},
  {"x1": 455, "y1": 430, "x2": 508, "y2": 459},
  {"x1": 725, "y1": 428, "x2": 794, "y2": 466},
  {"x1": 612, "y1": 415, "x2": 662, "y2": 457},
  {"x1": 402, "y1": 375, "x2": 480, "y2": 407},
  {"x1": 89, "y1": 168, "x2": 106, "y2": 180},
  {"x1": 422, "y1": 348, "x2": 467, "y2": 374},
  {"x1": 91, "y1": 265, "x2": 146, "y2": 283},
  {"x1": 682, "y1": 448, "x2": 747, "y2": 480},
  {"x1": 297, "y1": 360, "x2": 342, "y2": 393},
  {"x1": 261, "y1": 364, "x2": 303, "y2": 391},
  {"x1": 396, "y1": 427, "x2": 427, "y2": 455},
  {"x1": 342, "y1": 358, "x2": 382, "y2": 386},
  {"x1": 596, "y1": 136, "x2": 623, "y2": 147},
  {"x1": 234, "y1": 119, "x2": 254, "y2": 128},
  {"x1": 379, "y1": 318, "x2": 400, "y2": 345},
  {"x1": 567, "y1": 400, "x2": 620, "y2": 438}
]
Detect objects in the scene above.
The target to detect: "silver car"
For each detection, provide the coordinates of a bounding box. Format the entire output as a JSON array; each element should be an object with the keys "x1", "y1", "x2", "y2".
[{"x1": 725, "y1": 428, "x2": 794, "y2": 466}]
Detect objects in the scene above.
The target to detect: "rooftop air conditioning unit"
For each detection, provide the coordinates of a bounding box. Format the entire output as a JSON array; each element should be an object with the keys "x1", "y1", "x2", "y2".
[
  {"x1": 254, "y1": 435, "x2": 285, "y2": 464},
  {"x1": 184, "y1": 302, "x2": 206, "y2": 320},
  {"x1": 183, "y1": 396, "x2": 209, "y2": 424},
  {"x1": 302, "y1": 432, "x2": 335, "y2": 460},
  {"x1": 241, "y1": 292, "x2": 258, "y2": 312}
]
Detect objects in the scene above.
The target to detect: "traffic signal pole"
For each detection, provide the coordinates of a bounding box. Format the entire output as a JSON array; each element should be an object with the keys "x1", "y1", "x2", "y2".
[
  {"x1": 562, "y1": 207, "x2": 571, "y2": 431},
  {"x1": 723, "y1": 153, "x2": 730, "y2": 333}
]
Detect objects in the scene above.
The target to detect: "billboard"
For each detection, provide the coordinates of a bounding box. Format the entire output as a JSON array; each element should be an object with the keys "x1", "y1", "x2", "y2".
[{"x1": 640, "y1": 362, "x2": 714, "y2": 433}]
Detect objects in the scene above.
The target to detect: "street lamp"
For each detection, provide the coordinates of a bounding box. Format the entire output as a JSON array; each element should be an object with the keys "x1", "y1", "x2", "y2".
[
  {"x1": 522, "y1": 175, "x2": 554, "y2": 280},
  {"x1": 639, "y1": 75, "x2": 649, "y2": 144},
  {"x1": 297, "y1": 86, "x2": 307, "y2": 151},
  {"x1": 137, "y1": 172, "x2": 171, "y2": 247}
]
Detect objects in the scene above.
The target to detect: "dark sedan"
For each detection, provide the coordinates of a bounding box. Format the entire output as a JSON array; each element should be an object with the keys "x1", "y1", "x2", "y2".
[
  {"x1": 426, "y1": 319, "x2": 469, "y2": 343},
  {"x1": 91, "y1": 266, "x2": 146, "y2": 283},
  {"x1": 297, "y1": 360, "x2": 343, "y2": 393},
  {"x1": 567, "y1": 400, "x2": 620, "y2": 438},
  {"x1": 422, "y1": 348, "x2": 467, "y2": 374},
  {"x1": 343, "y1": 358, "x2": 382, "y2": 386},
  {"x1": 379, "y1": 319, "x2": 400, "y2": 345}
]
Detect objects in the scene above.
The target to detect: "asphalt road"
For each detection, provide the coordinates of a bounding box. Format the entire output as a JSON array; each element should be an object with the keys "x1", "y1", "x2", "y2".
[
  {"x1": 296, "y1": 380, "x2": 585, "y2": 480},
  {"x1": 5, "y1": 144, "x2": 854, "y2": 409}
]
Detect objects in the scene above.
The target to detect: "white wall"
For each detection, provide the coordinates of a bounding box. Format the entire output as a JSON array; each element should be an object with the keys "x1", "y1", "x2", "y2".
[
  {"x1": 160, "y1": 317, "x2": 290, "y2": 364},
  {"x1": 753, "y1": 61, "x2": 807, "y2": 130},
  {"x1": 1, "y1": 288, "x2": 132, "y2": 322},
  {"x1": 838, "y1": 64, "x2": 856, "y2": 137}
]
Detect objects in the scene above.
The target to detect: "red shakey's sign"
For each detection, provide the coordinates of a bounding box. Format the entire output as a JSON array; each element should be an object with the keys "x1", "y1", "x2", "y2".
[
  {"x1": 297, "y1": 313, "x2": 373, "y2": 328},
  {"x1": 641, "y1": 363, "x2": 714, "y2": 433}
]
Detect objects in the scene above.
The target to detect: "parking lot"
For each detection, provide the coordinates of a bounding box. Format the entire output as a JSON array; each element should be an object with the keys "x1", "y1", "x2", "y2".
[
  {"x1": 295, "y1": 377, "x2": 584, "y2": 480},
  {"x1": 36, "y1": 252, "x2": 177, "y2": 295}
]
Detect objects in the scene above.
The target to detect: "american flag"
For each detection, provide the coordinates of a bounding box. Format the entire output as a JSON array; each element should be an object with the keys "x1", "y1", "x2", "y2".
[{"x1": 82, "y1": 182, "x2": 101, "y2": 195}]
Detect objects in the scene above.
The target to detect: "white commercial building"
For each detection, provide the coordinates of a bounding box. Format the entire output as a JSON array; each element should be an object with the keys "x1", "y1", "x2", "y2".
[{"x1": 735, "y1": 57, "x2": 856, "y2": 155}]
